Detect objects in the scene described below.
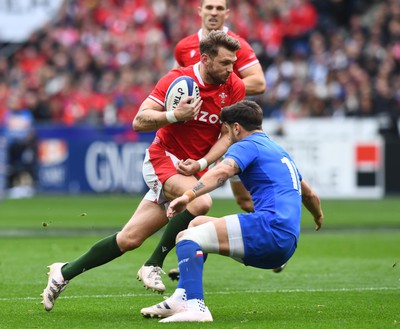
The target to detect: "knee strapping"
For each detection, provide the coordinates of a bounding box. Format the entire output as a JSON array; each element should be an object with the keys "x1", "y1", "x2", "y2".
[{"x1": 179, "y1": 222, "x2": 219, "y2": 254}]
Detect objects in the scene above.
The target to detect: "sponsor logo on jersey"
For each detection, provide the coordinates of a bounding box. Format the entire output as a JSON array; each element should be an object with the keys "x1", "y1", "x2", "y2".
[{"x1": 194, "y1": 111, "x2": 221, "y2": 124}]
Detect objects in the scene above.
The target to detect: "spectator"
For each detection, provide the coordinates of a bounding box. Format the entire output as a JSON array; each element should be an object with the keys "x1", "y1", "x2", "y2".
[
  {"x1": 0, "y1": 0, "x2": 398, "y2": 135},
  {"x1": 4, "y1": 93, "x2": 37, "y2": 198}
]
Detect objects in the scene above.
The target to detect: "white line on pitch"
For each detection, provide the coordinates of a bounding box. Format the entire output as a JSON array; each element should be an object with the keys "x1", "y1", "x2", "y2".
[{"x1": 1, "y1": 286, "x2": 399, "y2": 302}]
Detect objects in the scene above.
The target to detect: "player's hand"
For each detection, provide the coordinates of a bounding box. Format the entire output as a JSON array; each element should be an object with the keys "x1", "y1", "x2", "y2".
[
  {"x1": 176, "y1": 159, "x2": 200, "y2": 176},
  {"x1": 167, "y1": 195, "x2": 190, "y2": 217},
  {"x1": 314, "y1": 212, "x2": 324, "y2": 231},
  {"x1": 173, "y1": 96, "x2": 202, "y2": 122}
]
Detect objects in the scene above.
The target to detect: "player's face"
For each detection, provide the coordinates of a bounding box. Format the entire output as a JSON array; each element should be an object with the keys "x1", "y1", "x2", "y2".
[
  {"x1": 199, "y1": 0, "x2": 229, "y2": 32},
  {"x1": 203, "y1": 47, "x2": 236, "y2": 84},
  {"x1": 225, "y1": 122, "x2": 239, "y2": 143}
]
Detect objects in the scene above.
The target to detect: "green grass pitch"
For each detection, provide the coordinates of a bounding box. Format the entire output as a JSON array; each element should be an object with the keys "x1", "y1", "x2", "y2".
[{"x1": 0, "y1": 195, "x2": 399, "y2": 328}]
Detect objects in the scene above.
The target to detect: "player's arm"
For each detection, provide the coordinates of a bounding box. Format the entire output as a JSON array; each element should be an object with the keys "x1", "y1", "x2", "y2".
[
  {"x1": 200, "y1": 124, "x2": 231, "y2": 168},
  {"x1": 168, "y1": 157, "x2": 239, "y2": 217},
  {"x1": 301, "y1": 179, "x2": 324, "y2": 231},
  {"x1": 240, "y1": 63, "x2": 266, "y2": 96},
  {"x1": 132, "y1": 96, "x2": 202, "y2": 132},
  {"x1": 193, "y1": 157, "x2": 239, "y2": 194},
  {"x1": 176, "y1": 124, "x2": 231, "y2": 175}
]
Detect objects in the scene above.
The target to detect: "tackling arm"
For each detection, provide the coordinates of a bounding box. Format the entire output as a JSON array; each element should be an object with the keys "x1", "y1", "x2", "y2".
[
  {"x1": 200, "y1": 124, "x2": 231, "y2": 167},
  {"x1": 176, "y1": 124, "x2": 232, "y2": 175},
  {"x1": 167, "y1": 157, "x2": 239, "y2": 217},
  {"x1": 192, "y1": 157, "x2": 239, "y2": 196}
]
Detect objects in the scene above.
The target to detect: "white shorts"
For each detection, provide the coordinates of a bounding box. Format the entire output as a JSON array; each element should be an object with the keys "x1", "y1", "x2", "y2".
[{"x1": 142, "y1": 143, "x2": 180, "y2": 207}]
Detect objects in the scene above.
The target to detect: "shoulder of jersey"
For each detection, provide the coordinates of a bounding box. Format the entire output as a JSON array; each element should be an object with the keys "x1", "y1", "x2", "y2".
[
  {"x1": 227, "y1": 30, "x2": 247, "y2": 44},
  {"x1": 164, "y1": 76, "x2": 200, "y2": 112},
  {"x1": 176, "y1": 34, "x2": 197, "y2": 47}
]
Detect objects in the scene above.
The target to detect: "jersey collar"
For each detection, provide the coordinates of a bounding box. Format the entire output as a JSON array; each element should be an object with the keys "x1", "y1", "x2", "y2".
[{"x1": 193, "y1": 62, "x2": 204, "y2": 86}]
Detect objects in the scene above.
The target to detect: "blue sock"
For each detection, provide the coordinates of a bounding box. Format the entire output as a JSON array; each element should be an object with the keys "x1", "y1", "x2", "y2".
[{"x1": 176, "y1": 240, "x2": 204, "y2": 300}]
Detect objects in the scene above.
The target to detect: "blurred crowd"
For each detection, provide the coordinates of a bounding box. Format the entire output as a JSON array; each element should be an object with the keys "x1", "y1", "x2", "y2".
[
  {"x1": 2, "y1": 0, "x2": 400, "y2": 195},
  {"x1": 1, "y1": 0, "x2": 400, "y2": 128}
]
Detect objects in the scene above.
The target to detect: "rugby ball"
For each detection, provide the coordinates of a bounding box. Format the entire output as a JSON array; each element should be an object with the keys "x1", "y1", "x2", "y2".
[{"x1": 164, "y1": 76, "x2": 200, "y2": 112}]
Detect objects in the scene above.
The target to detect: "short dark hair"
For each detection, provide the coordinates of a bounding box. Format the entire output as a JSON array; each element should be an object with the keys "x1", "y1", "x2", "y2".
[
  {"x1": 220, "y1": 100, "x2": 263, "y2": 131},
  {"x1": 199, "y1": 30, "x2": 240, "y2": 59}
]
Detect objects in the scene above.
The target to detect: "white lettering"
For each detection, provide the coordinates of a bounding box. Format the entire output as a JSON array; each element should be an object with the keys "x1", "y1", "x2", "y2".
[
  {"x1": 209, "y1": 114, "x2": 219, "y2": 124},
  {"x1": 194, "y1": 111, "x2": 222, "y2": 124},
  {"x1": 197, "y1": 111, "x2": 208, "y2": 122},
  {"x1": 178, "y1": 258, "x2": 190, "y2": 266},
  {"x1": 85, "y1": 142, "x2": 148, "y2": 193},
  {"x1": 281, "y1": 156, "x2": 301, "y2": 194}
]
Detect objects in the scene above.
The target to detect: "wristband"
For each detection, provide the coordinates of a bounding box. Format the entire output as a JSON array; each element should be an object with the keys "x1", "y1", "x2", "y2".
[
  {"x1": 166, "y1": 111, "x2": 178, "y2": 123},
  {"x1": 183, "y1": 190, "x2": 197, "y2": 202},
  {"x1": 197, "y1": 158, "x2": 208, "y2": 171}
]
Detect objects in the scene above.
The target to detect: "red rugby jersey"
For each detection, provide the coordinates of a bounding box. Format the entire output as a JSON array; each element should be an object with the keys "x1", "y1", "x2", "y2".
[
  {"x1": 174, "y1": 27, "x2": 260, "y2": 78},
  {"x1": 148, "y1": 63, "x2": 245, "y2": 161}
]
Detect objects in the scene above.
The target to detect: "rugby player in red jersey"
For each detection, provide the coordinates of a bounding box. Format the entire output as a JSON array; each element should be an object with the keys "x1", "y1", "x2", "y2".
[
  {"x1": 41, "y1": 30, "x2": 245, "y2": 311},
  {"x1": 138, "y1": 0, "x2": 284, "y2": 290},
  {"x1": 175, "y1": 0, "x2": 265, "y2": 97},
  {"x1": 174, "y1": 0, "x2": 265, "y2": 215}
]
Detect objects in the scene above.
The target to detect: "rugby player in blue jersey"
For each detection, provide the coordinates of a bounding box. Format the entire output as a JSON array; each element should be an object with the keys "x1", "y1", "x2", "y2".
[{"x1": 141, "y1": 100, "x2": 324, "y2": 322}]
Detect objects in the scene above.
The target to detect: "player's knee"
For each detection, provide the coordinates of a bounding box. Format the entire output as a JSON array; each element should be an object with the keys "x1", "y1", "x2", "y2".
[
  {"x1": 116, "y1": 231, "x2": 145, "y2": 252},
  {"x1": 187, "y1": 193, "x2": 212, "y2": 215},
  {"x1": 188, "y1": 215, "x2": 209, "y2": 228},
  {"x1": 176, "y1": 229, "x2": 187, "y2": 243},
  {"x1": 177, "y1": 222, "x2": 219, "y2": 253}
]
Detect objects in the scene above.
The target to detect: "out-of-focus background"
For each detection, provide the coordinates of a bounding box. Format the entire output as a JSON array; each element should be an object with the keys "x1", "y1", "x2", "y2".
[{"x1": 0, "y1": 0, "x2": 399, "y2": 200}]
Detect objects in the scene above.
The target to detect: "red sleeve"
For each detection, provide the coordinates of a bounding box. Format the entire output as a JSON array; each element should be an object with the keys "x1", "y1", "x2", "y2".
[
  {"x1": 228, "y1": 31, "x2": 260, "y2": 76},
  {"x1": 174, "y1": 40, "x2": 184, "y2": 67}
]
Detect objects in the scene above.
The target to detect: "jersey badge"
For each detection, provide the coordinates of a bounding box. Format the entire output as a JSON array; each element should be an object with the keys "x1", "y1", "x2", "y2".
[{"x1": 219, "y1": 92, "x2": 227, "y2": 104}]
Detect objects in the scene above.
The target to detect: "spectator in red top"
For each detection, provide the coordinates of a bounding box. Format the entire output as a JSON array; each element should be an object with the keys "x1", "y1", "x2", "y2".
[{"x1": 280, "y1": 0, "x2": 318, "y2": 56}]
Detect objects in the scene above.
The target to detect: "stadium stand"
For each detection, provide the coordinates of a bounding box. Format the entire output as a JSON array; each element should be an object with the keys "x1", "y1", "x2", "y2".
[
  {"x1": 0, "y1": 0, "x2": 399, "y2": 124},
  {"x1": 0, "y1": 0, "x2": 399, "y2": 193}
]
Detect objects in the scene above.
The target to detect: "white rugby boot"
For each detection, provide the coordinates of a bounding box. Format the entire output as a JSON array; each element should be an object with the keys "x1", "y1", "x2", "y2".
[
  {"x1": 159, "y1": 298, "x2": 213, "y2": 323},
  {"x1": 141, "y1": 294, "x2": 186, "y2": 318},
  {"x1": 41, "y1": 262, "x2": 68, "y2": 311},
  {"x1": 137, "y1": 265, "x2": 166, "y2": 293}
]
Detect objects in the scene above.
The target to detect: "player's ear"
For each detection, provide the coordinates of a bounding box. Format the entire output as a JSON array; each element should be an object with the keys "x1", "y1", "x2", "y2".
[
  {"x1": 200, "y1": 53, "x2": 209, "y2": 64},
  {"x1": 225, "y1": 8, "x2": 230, "y2": 20},
  {"x1": 233, "y1": 122, "x2": 241, "y2": 136}
]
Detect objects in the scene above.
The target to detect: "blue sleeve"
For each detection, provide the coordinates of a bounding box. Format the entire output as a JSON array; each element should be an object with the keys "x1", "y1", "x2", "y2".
[{"x1": 225, "y1": 140, "x2": 256, "y2": 173}]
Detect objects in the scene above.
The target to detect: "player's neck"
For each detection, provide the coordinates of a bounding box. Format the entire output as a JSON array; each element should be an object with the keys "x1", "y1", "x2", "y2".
[{"x1": 201, "y1": 27, "x2": 224, "y2": 38}]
